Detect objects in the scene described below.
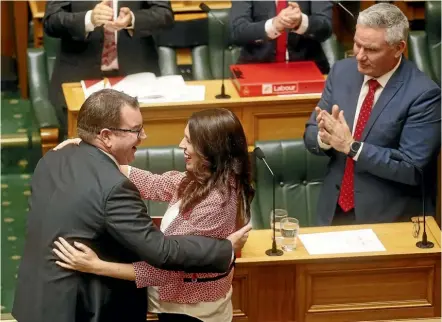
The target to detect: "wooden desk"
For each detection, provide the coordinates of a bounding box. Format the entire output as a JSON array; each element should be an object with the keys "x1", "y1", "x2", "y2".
[
  {"x1": 228, "y1": 218, "x2": 441, "y2": 322},
  {"x1": 63, "y1": 80, "x2": 321, "y2": 146}
]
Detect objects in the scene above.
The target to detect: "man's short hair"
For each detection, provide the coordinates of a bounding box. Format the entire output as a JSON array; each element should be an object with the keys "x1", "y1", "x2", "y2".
[
  {"x1": 77, "y1": 89, "x2": 139, "y2": 143},
  {"x1": 357, "y1": 3, "x2": 409, "y2": 45}
]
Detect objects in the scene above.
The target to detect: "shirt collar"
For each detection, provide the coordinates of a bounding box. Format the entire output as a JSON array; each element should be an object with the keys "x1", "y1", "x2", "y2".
[
  {"x1": 98, "y1": 148, "x2": 120, "y2": 168},
  {"x1": 363, "y1": 56, "x2": 402, "y2": 88}
]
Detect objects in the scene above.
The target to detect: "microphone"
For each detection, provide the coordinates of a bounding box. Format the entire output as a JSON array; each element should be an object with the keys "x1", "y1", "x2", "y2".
[
  {"x1": 391, "y1": 152, "x2": 434, "y2": 248},
  {"x1": 199, "y1": 3, "x2": 231, "y2": 99},
  {"x1": 254, "y1": 147, "x2": 283, "y2": 256},
  {"x1": 414, "y1": 166, "x2": 434, "y2": 249},
  {"x1": 334, "y1": 1, "x2": 355, "y2": 20}
]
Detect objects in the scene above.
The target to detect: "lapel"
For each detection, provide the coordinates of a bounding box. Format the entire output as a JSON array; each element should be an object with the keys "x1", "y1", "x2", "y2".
[
  {"x1": 344, "y1": 63, "x2": 364, "y2": 133},
  {"x1": 361, "y1": 60, "x2": 405, "y2": 141}
]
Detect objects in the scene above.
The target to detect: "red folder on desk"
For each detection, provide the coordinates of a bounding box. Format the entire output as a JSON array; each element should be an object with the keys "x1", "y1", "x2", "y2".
[{"x1": 230, "y1": 61, "x2": 325, "y2": 97}]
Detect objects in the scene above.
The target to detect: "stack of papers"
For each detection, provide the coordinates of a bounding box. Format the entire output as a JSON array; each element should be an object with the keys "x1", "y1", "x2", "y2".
[
  {"x1": 298, "y1": 229, "x2": 386, "y2": 255},
  {"x1": 81, "y1": 73, "x2": 205, "y2": 103}
]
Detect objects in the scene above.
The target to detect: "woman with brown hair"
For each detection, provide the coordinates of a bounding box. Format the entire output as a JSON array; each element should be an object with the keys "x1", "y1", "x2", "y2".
[{"x1": 52, "y1": 108, "x2": 254, "y2": 322}]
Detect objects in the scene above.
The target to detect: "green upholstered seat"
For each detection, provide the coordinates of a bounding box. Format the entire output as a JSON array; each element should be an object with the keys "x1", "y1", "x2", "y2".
[
  {"x1": 408, "y1": 1, "x2": 441, "y2": 84},
  {"x1": 251, "y1": 140, "x2": 329, "y2": 229},
  {"x1": 131, "y1": 146, "x2": 185, "y2": 217}
]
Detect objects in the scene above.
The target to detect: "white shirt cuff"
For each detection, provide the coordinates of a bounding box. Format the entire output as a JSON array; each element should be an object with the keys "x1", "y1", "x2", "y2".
[
  {"x1": 265, "y1": 18, "x2": 281, "y2": 39},
  {"x1": 125, "y1": 10, "x2": 135, "y2": 30},
  {"x1": 291, "y1": 13, "x2": 308, "y2": 35},
  {"x1": 353, "y1": 142, "x2": 363, "y2": 161},
  {"x1": 317, "y1": 133, "x2": 332, "y2": 150},
  {"x1": 127, "y1": 165, "x2": 132, "y2": 177},
  {"x1": 85, "y1": 10, "x2": 95, "y2": 33}
]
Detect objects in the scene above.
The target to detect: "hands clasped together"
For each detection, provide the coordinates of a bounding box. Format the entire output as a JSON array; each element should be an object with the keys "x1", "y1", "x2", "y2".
[
  {"x1": 316, "y1": 105, "x2": 354, "y2": 155},
  {"x1": 273, "y1": 2, "x2": 303, "y2": 31},
  {"x1": 91, "y1": 0, "x2": 133, "y2": 32}
]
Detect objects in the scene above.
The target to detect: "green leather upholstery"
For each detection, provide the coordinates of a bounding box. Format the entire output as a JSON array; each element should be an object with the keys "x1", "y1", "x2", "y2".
[
  {"x1": 408, "y1": 1, "x2": 441, "y2": 84},
  {"x1": 158, "y1": 46, "x2": 181, "y2": 76},
  {"x1": 321, "y1": 33, "x2": 345, "y2": 68},
  {"x1": 131, "y1": 146, "x2": 185, "y2": 217},
  {"x1": 251, "y1": 140, "x2": 328, "y2": 229},
  {"x1": 27, "y1": 35, "x2": 61, "y2": 129}
]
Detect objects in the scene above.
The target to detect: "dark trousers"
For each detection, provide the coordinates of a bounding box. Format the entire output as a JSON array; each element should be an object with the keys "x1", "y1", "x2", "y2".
[
  {"x1": 157, "y1": 313, "x2": 203, "y2": 322},
  {"x1": 332, "y1": 204, "x2": 356, "y2": 226}
]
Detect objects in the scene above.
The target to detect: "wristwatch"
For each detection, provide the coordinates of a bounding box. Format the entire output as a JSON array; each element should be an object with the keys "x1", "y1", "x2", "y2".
[{"x1": 348, "y1": 141, "x2": 361, "y2": 158}]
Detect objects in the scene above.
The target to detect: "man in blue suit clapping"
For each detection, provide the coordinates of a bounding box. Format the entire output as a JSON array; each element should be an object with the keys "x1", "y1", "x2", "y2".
[{"x1": 304, "y1": 3, "x2": 441, "y2": 226}]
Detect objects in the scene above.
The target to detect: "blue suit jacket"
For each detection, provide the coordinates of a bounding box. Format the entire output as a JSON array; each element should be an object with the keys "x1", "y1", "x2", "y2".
[{"x1": 304, "y1": 57, "x2": 441, "y2": 225}]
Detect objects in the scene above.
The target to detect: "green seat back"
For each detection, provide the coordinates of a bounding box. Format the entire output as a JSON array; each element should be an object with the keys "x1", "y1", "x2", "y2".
[
  {"x1": 131, "y1": 146, "x2": 186, "y2": 217},
  {"x1": 251, "y1": 140, "x2": 328, "y2": 229},
  {"x1": 208, "y1": 9, "x2": 241, "y2": 79}
]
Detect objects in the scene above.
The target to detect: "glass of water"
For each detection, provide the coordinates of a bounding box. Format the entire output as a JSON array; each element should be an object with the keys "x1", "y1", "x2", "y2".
[
  {"x1": 280, "y1": 217, "x2": 299, "y2": 252},
  {"x1": 270, "y1": 209, "x2": 288, "y2": 232},
  {"x1": 270, "y1": 209, "x2": 288, "y2": 244}
]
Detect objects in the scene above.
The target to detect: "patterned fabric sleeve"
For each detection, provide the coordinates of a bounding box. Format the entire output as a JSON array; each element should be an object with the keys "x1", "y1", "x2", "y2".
[
  {"x1": 129, "y1": 167, "x2": 185, "y2": 202},
  {"x1": 132, "y1": 190, "x2": 236, "y2": 288},
  {"x1": 133, "y1": 261, "x2": 184, "y2": 288}
]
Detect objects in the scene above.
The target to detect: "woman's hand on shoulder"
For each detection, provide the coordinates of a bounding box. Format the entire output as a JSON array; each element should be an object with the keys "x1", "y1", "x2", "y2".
[{"x1": 53, "y1": 138, "x2": 82, "y2": 151}]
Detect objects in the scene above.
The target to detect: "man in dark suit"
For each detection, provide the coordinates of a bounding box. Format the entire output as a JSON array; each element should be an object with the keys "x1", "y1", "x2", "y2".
[
  {"x1": 12, "y1": 89, "x2": 250, "y2": 322},
  {"x1": 304, "y1": 3, "x2": 441, "y2": 226},
  {"x1": 230, "y1": 1, "x2": 333, "y2": 74},
  {"x1": 43, "y1": 0, "x2": 173, "y2": 133}
]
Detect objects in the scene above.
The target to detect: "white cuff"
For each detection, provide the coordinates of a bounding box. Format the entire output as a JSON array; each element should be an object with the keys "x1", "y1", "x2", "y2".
[
  {"x1": 265, "y1": 18, "x2": 282, "y2": 39},
  {"x1": 85, "y1": 10, "x2": 95, "y2": 33},
  {"x1": 127, "y1": 165, "x2": 132, "y2": 177},
  {"x1": 353, "y1": 142, "x2": 363, "y2": 161},
  {"x1": 317, "y1": 133, "x2": 332, "y2": 150},
  {"x1": 125, "y1": 10, "x2": 135, "y2": 30},
  {"x1": 291, "y1": 13, "x2": 308, "y2": 35}
]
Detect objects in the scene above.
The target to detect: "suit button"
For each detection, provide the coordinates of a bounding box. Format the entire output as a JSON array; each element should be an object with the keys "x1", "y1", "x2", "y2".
[
  {"x1": 302, "y1": 180, "x2": 307, "y2": 185},
  {"x1": 279, "y1": 182, "x2": 284, "y2": 187}
]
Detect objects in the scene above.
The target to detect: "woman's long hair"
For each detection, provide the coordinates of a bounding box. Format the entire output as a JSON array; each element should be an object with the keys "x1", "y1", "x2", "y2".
[{"x1": 177, "y1": 108, "x2": 254, "y2": 227}]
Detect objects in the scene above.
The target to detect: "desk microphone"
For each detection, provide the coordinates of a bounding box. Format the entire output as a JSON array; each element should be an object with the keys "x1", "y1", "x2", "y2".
[
  {"x1": 391, "y1": 153, "x2": 434, "y2": 249},
  {"x1": 414, "y1": 166, "x2": 434, "y2": 249},
  {"x1": 333, "y1": 1, "x2": 355, "y2": 20},
  {"x1": 254, "y1": 147, "x2": 283, "y2": 256},
  {"x1": 199, "y1": 3, "x2": 231, "y2": 99}
]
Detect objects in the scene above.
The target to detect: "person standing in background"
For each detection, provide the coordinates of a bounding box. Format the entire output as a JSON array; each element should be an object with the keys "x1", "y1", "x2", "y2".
[
  {"x1": 230, "y1": 1, "x2": 333, "y2": 74},
  {"x1": 43, "y1": 0, "x2": 174, "y2": 133}
]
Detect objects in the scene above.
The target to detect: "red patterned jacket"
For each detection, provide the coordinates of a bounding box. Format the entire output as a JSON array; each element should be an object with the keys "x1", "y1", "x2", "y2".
[{"x1": 130, "y1": 167, "x2": 237, "y2": 304}]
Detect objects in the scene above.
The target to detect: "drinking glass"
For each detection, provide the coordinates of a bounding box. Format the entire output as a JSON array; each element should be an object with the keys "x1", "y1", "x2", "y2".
[
  {"x1": 280, "y1": 217, "x2": 299, "y2": 252},
  {"x1": 270, "y1": 209, "x2": 288, "y2": 244}
]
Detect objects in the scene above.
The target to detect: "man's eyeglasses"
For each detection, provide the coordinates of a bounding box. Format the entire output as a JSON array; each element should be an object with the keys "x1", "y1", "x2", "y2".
[{"x1": 107, "y1": 127, "x2": 145, "y2": 139}]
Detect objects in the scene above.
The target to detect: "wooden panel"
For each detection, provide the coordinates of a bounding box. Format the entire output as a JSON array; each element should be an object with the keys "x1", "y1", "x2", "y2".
[
  {"x1": 13, "y1": 1, "x2": 29, "y2": 98},
  {"x1": 231, "y1": 268, "x2": 249, "y2": 321},
  {"x1": 1, "y1": 1, "x2": 15, "y2": 57}
]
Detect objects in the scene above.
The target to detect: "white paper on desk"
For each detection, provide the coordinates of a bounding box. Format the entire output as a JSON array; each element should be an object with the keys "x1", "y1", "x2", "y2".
[
  {"x1": 298, "y1": 229, "x2": 386, "y2": 255},
  {"x1": 138, "y1": 85, "x2": 205, "y2": 103}
]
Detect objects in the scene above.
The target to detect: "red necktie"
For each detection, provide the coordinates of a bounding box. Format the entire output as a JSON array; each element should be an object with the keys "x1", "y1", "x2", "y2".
[
  {"x1": 101, "y1": 2, "x2": 117, "y2": 67},
  {"x1": 338, "y1": 79, "x2": 380, "y2": 212},
  {"x1": 275, "y1": 0, "x2": 287, "y2": 62}
]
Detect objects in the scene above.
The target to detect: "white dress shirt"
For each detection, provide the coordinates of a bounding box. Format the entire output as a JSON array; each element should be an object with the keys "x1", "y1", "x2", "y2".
[
  {"x1": 318, "y1": 57, "x2": 402, "y2": 160},
  {"x1": 84, "y1": 0, "x2": 135, "y2": 71},
  {"x1": 264, "y1": 0, "x2": 309, "y2": 61}
]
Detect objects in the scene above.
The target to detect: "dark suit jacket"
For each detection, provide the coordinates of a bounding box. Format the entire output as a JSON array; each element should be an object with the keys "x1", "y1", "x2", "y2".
[
  {"x1": 43, "y1": 1, "x2": 173, "y2": 116},
  {"x1": 304, "y1": 58, "x2": 441, "y2": 225},
  {"x1": 12, "y1": 142, "x2": 232, "y2": 322},
  {"x1": 230, "y1": 0, "x2": 333, "y2": 73}
]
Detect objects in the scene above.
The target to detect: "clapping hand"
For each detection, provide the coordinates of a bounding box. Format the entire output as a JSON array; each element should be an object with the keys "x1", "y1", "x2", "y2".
[
  {"x1": 104, "y1": 7, "x2": 133, "y2": 32},
  {"x1": 316, "y1": 105, "x2": 354, "y2": 154}
]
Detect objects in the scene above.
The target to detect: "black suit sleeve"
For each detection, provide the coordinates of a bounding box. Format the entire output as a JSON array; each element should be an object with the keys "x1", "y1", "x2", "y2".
[
  {"x1": 303, "y1": 1, "x2": 333, "y2": 43},
  {"x1": 131, "y1": 1, "x2": 174, "y2": 38},
  {"x1": 43, "y1": 1, "x2": 88, "y2": 41},
  {"x1": 230, "y1": 0, "x2": 268, "y2": 45},
  {"x1": 104, "y1": 178, "x2": 232, "y2": 273}
]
